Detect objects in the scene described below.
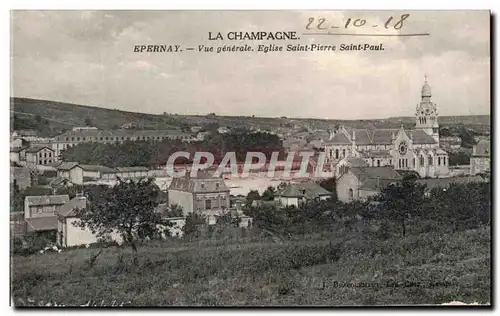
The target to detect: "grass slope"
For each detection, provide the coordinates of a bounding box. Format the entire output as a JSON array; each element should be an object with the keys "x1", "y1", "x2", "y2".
[
  {"x1": 11, "y1": 227, "x2": 491, "y2": 306},
  {"x1": 11, "y1": 97, "x2": 490, "y2": 136}
]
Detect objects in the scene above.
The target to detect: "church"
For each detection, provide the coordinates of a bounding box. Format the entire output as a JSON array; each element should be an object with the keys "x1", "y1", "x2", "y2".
[{"x1": 325, "y1": 77, "x2": 450, "y2": 179}]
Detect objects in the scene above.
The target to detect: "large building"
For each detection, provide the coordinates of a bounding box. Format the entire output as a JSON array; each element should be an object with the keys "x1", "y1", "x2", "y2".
[
  {"x1": 325, "y1": 77, "x2": 450, "y2": 179},
  {"x1": 50, "y1": 129, "x2": 193, "y2": 159},
  {"x1": 168, "y1": 171, "x2": 231, "y2": 224}
]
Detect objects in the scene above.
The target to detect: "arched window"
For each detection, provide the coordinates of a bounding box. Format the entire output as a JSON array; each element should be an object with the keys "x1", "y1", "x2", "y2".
[
  {"x1": 428, "y1": 155, "x2": 433, "y2": 165},
  {"x1": 342, "y1": 149, "x2": 346, "y2": 157},
  {"x1": 335, "y1": 149, "x2": 339, "y2": 159},
  {"x1": 413, "y1": 157, "x2": 416, "y2": 167},
  {"x1": 438, "y1": 157, "x2": 441, "y2": 165},
  {"x1": 348, "y1": 188, "x2": 354, "y2": 200},
  {"x1": 420, "y1": 155, "x2": 425, "y2": 165},
  {"x1": 377, "y1": 160, "x2": 380, "y2": 167}
]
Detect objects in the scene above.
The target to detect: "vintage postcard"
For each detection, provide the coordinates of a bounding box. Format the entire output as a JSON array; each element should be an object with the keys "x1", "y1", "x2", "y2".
[{"x1": 10, "y1": 10, "x2": 491, "y2": 307}]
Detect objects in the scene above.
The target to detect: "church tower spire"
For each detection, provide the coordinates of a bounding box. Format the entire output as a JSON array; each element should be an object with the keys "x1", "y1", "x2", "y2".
[{"x1": 415, "y1": 75, "x2": 439, "y2": 143}]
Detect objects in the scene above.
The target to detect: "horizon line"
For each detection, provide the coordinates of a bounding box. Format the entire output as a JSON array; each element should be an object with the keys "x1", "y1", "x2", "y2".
[{"x1": 10, "y1": 96, "x2": 491, "y2": 122}]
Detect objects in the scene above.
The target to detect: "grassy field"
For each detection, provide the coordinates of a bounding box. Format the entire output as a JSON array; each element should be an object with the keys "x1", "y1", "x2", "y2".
[{"x1": 11, "y1": 226, "x2": 491, "y2": 307}]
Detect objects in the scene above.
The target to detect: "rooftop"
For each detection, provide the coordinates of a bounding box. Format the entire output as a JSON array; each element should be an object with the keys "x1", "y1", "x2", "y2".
[
  {"x1": 56, "y1": 195, "x2": 87, "y2": 218},
  {"x1": 26, "y1": 216, "x2": 58, "y2": 232},
  {"x1": 276, "y1": 182, "x2": 331, "y2": 199},
  {"x1": 25, "y1": 195, "x2": 70, "y2": 206},
  {"x1": 168, "y1": 172, "x2": 230, "y2": 193}
]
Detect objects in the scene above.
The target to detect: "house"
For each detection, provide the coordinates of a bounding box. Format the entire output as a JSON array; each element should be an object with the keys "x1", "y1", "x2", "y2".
[
  {"x1": 275, "y1": 182, "x2": 332, "y2": 207},
  {"x1": 56, "y1": 194, "x2": 123, "y2": 248},
  {"x1": 168, "y1": 171, "x2": 231, "y2": 225},
  {"x1": 25, "y1": 146, "x2": 56, "y2": 165},
  {"x1": 56, "y1": 162, "x2": 116, "y2": 184},
  {"x1": 56, "y1": 195, "x2": 182, "y2": 247},
  {"x1": 10, "y1": 147, "x2": 25, "y2": 163},
  {"x1": 470, "y1": 139, "x2": 490, "y2": 175},
  {"x1": 56, "y1": 162, "x2": 82, "y2": 183},
  {"x1": 24, "y1": 195, "x2": 69, "y2": 219},
  {"x1": 336, "y1": 166, "x2": 401, "y2": 202},
  {"x1": 24, "y1": 194, "x2": 69, "y2": 237},
  {"x1": 11, "y1": 166, "x2": 32, "y2": 190}
]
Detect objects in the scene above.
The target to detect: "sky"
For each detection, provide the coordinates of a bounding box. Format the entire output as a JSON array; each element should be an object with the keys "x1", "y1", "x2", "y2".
[{"x1": 11, "y1": 10, "x2": 490, "y2": 120}]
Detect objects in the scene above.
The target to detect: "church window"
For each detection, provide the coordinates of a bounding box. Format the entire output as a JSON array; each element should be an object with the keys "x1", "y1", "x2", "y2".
[
  {"x1": 398, "y1": 159, "x2": 401, "y2": 169},
  {"x1": 443, "y1": 157, "x2": 447, "y2": 166},
  {"x1": 420, "y1": 155, "x2": 425, "y2": 165},
  {"x1": 335, "y1": 149, "x2": 339, "y2": 159},
  {"x1": 413, "y1": 157, "x2": 416, "y2": 167},
  {"x1": 342, "y1": 149, "x2": 346, "y2": 157},
  {"x1": 348, "y1": 188, "x2": 353, "y2": 200},
  {"x1": 428, "y1": 155, "x2": 433, "y2": 165},
  {"x1": 377, "y1": 160, "x2": 380, "y2": 167},
  {"x1": 438, "y1": 157, "x2": 441, "y2": 165}
]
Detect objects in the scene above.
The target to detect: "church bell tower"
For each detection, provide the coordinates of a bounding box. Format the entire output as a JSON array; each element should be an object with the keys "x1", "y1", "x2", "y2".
[{"x1": 415, "y1": 75, "x2": 439, "y2": 143}]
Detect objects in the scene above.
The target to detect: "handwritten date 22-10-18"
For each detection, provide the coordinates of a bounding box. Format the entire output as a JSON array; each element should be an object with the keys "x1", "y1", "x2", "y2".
[{"x1": 306, "y1": 14, "x2": 411, "y2": 31}]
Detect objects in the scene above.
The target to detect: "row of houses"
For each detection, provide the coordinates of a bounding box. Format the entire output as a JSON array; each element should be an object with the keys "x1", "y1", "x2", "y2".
[
  {"x1": 10, "y1": 128, "x2": 200, "y2": 165},
  {"x1": 55, "y1": 162, "x2": 152, "y2": 185}
]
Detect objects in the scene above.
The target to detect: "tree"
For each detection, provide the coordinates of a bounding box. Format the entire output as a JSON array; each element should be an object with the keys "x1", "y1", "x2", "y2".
[
  {"x1": 75, "y1": 178, "x2": 170, "y2": 265},
  {"x1": 84, "y1": 117, "x2": 93, "y2": 127},
  {"x1": 374, "y1": 179, "x2": 425, "y2": 237},
  {"x1": 183, "y1": 212, "x2": 207, "y2": 238},
  {"x1": 165, "y1": 204, "x2": 184, "y2": 218},
  {"x1": 246, "y1": 190, "x2": 261, "y2": 206},
  {"x1": 261, "y1": 186, "x2": 276, "y2": 201}
]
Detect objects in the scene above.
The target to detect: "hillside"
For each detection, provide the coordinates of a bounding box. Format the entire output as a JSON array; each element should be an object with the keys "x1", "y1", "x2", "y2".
[
  {"x1": 11, "y1": 97, "x2": 491, "y2": 137},
  {"x1": 12, "y1": 227, "x2": 490, "y2": 306}
]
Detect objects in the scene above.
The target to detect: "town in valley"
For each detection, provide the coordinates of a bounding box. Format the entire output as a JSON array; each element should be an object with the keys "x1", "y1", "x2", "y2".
[{"x1": 10, "y1": 10, "x2": 491, "y2": 307}]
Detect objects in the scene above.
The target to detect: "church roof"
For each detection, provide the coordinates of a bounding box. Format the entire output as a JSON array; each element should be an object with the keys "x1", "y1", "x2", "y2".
[
  {"x1": 327, "y1": 128, "x2": 436, "y2": 146},
  {"x1": 358, "y1": 150, "x2": 392, "y2": 158},
  {"x1": 350, "y1": 166, "x2": 401, "y2": 183},
  {"x1": 343, "y1": 157, "x2": 369, "y2": 167},
  {"x1": 325, "y1": 132, "x2": 351, "y2": 145},
  {"x1": 407, "y1": 130, "x2": 437, "y2": 144}
]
